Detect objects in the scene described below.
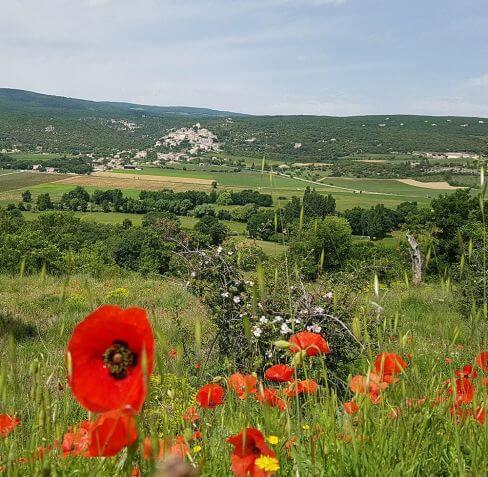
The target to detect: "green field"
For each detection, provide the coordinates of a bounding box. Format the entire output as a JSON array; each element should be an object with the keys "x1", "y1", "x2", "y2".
[
  {"x1": 318, "y1": 177, "x2": 447, "y2": 198},
  {"x1": 8, "y1": 152, "x2": 71, "y2": 161},
  {"x1": 0, "y1": 171, "x2": 68, "y2": 192}
]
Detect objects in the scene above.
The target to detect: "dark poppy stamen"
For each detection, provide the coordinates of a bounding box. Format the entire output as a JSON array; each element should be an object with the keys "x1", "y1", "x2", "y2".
[{"x1": 103, "y1": 340, "x2": 137, "y2": 379}]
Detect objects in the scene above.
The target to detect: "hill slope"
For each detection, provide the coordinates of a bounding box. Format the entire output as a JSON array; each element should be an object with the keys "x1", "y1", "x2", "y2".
[
  {"x1": 0, "y1": 88, "x2": 245, "y2": 118},
  {"x1": 0, "y1": 89, "x2": 487, "y2": 157}
]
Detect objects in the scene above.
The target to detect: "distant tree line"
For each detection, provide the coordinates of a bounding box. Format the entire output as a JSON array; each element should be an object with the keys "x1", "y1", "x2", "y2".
[{"x1": 0, "y1": 153, "x2": 93, "y2": 174}]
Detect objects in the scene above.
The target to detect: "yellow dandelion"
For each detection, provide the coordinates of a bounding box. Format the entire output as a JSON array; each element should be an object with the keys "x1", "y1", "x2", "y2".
[
  {"x1": 193, "y1": 445, "x2": 202, "y2": 454},
  {"x1": 302, "y1": 424, "x2": 310, "y2": 430},
  {"x1": 266, "y1": 435, "x2": 279, "y2": 445},
  {"x1": 255, "y1": 455, "x2": 280, "y2": 472}
]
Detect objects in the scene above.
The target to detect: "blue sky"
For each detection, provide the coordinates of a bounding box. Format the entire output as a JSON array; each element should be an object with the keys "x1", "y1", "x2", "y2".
[{"x1": 1, "y1": 0, "x2": 487, "y2": 116}]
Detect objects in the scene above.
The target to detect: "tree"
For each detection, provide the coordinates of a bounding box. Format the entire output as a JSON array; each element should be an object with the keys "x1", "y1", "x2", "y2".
[
  {"x1": 291, "y1": 216, "x2": 352, "y2": 277},
  {"x1": 247, "y1": 210, "x2": 276, "y2": 240},
  {"x1": 365, "y1": 204, "x2": 394, "y2": 239},
  {"x1": 194, "y1": 216, "x2": 228, "y2": 245},
  {"x1": 302, "y1": 187, "x2": 335, "y2": 219},
  {"x1": 216, "y1": 191, "x2": 232, "y2": 206},
  {"x1": 430, "y1": 189, "x2": 480, "y2": 264},
  {"x1": 37, "y1": 193, "x2": 53, "y2": 211},
  {"x1": 21, "y1": 190, "x2": 32, "y2": 203}
]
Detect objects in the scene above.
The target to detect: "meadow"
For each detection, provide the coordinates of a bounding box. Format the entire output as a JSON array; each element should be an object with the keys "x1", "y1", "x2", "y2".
[{"x1": 0, "y1": 271, "x2": 486, "y2": 476}]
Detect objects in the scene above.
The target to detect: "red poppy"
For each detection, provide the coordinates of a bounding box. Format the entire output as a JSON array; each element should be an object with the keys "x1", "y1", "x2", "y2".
[
  {"x1": 256, "y1": 388, "x2": 287, "y2": 410},
  {"x1": 67, "y1": 305, "x2": 154, "y2": 413},
  {"x1": 374, "y1": 353, "x2": 407, "y2": 381},
  {"x1": 61, "y1": 421, "x2": 92, "y2": 457},
  {"x1": 343, "y1": 401, "x2": 359, "y2": 415},
  {"x1": 227, "y1": 427, "x2": 276, "y2": 477},
  {"x1": 284, "y1": 379, "x2": 318, "y2": 397},
  {"x1": 88, "y1": 409, "x2": 138, "y2": 457},
  {"x1": 449, "y1": 378, "x2": 474, "y2": 405},
  {"x1": 229, "y1": 373, "x2": 257, "y2": 399},
  {"x1": 0, "y1": 414, "x2": 20, "y2": 438},
  {"x1": 131, "y1": 467, "x2": 141, "y2": 477},
  {"x1": 349, "y1": 373, "x2": 388, "y2": 404},
  {"x1": 168, "y1": 349, "x2": 178, "y2": 359},
  {"x1": 289, "y1": 332, "x2": 330, "y2": 356},
  {"x1": 476, "y1": 351, "x2": 488, "y2": 373},
  {"x1": 196, "y1": 383, "x2": 224, "y2": 408},
  {"x1": 182, "y1": 406, "x2": 200, "y2": 422},
  {"x1": 264, "y1": 364, "x2": 294, "y2": 383},
  {"x1": 455, "y1": 365, "x2": 478, "y2": 379}
]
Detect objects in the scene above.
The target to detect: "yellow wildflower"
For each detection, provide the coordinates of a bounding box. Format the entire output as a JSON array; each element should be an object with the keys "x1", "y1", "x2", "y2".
[
  {"x1": 266, "y1": 435, "x2": 279, "y2": 445},
  {"x1": 255, "y1": 455, "x2": 280, "y2": 472}
]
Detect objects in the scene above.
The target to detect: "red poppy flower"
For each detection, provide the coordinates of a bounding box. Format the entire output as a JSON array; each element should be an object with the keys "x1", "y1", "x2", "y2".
[
  {"x1": 289, "y1": 332, "x2": 330, "y2": 356},
  {"x1": 88, "y1": 408, "x2": 138, "y2": 457},
  {"x1": 476, "y1": 351, "x2": 488, "y2": 373},
  {"x1": 229, "y1": 373, "x2": 257, "y2": 399},
  {"x1": 256, "y1": 388, "x2": 287, "y2": 410},
  {"x1": 227, "y1": 427, "x2": 275, "y2": 477},
  {"x1": 0, "y1": 414, "x2": 20, "y2": 438},
  {"x1": 374, "y1": 353, "x2": 407, "y2": 381},
  {"x1": 449, "y1": 378, "x2": 474, "y2": 405},
  {"x1": 67, "y1": 305, "x2": 154, "y2": 413},
  {"x1": 264, "y1": 364, "x2": 294, "y2": 383},
  {"x1": 182, "y1": 406, "x2": 200, "y2": 422},
  {"x1": 168, "y1": 349, "x2": 178, "y2": 359},
  {"x1": 349, "y1": 373, "x2": 388, "y2": 404},
  {"x1": 455, "y1": 365, "x2": 478, "y2": 379},
  {"x1": 61, "y1": 421, "x2": 92, "y2": 457},
  {"x1": 343, "y1": 401, "x2": 359, "y2": 415},
  {"x1": 196, "y1": 383, "x2": 224, "y2": 408},
  {"x1": 284, "y1": 379, "x2": 318, "y2": 397}
]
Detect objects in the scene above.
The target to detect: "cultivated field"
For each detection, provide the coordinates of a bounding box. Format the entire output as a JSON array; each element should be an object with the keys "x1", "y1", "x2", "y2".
[
  {"x1": 397, "y1": 179, "x2": 466, "y2": 190},
  {"x1": 0, "y1": 171, "x2": 68, "y2": 192}
]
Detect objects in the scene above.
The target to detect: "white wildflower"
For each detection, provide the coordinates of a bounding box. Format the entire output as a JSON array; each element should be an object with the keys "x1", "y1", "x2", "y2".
[
  {"x1": 252, "y1": 326, "x2": 262, "y2": 337},
  {"x1": 233, "y1": 296, "x2": 241, "y2": 304},
  {"x1": 307, "y1": 324, "x2": 322, "y2": 333},
  {"x1": 280, "y1": 323, "x2": 292, "y2": 335}
]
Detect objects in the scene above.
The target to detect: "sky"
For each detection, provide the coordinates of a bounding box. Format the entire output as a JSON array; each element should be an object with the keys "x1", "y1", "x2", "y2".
[{"x1": 1, "y1": 0, "x2": 487, "y2": 116}]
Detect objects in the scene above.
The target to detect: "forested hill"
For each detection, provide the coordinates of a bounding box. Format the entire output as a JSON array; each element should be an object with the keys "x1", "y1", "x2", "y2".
[
  {"x1": 0, "y1": 88, "x2": 245, "y2": 118},
  {"x1": 0, "y1": 88, "x2": 487, "y2": 158}
]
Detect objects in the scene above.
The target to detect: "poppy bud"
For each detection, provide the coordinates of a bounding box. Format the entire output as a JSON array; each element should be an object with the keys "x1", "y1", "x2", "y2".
[
  {"x1": 183, "y1": 428, "x2": 193, "y2": 441},
  {"x1": 212, "y1": 376, "x2": 225, "y2": 384},
  {"x1": 273, "y1": 340, "x2": 291, "y2": 349},
  {"x1": 291, "y1": 350, "x2": 307, "y2": 367},
  {"x1": 167, "y1": 389, "x2": 175, "y2": 400}
]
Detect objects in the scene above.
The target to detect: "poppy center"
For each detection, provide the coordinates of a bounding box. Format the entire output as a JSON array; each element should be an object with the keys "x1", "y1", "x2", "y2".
[{"x1": 103, "y1": 340, "x2": 137, "y2": 379}]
